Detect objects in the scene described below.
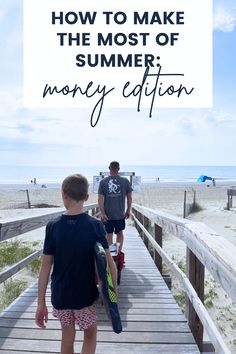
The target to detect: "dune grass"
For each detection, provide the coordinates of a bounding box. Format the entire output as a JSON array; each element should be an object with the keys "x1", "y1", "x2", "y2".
[{"x1": 0, "y1": 239, "x2": 41, "y2": 312}]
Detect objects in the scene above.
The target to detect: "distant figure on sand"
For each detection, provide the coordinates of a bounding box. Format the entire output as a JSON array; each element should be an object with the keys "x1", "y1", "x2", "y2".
[
  {"x1": 31, "y1": 178, "x2": 37, "y2": 185},
  {"x1": 98, "y1": 161, "x2": 132, "y2": 250},
  {"x1": 212, "y1": 178, "x2": 216, "y2": 187}
]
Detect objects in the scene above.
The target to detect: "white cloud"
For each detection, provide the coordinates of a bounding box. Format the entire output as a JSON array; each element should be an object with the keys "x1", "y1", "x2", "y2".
[
  {"x1": 0, "y1": 90, "x2": 236, "y2": 166},
  {"x1": 214, "y1": 6, "x2": 236, "y2": 32}
]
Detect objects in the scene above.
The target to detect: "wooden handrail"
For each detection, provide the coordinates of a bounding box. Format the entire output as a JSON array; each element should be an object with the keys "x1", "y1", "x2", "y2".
[
  {"x1": 132, "y1": 203, "x2": 236, "y2": 302},
  {"x1": 132, "y1": 211, "x2": 231, "y2": 354},
  {"x1": 132, "y1": 203, "x2": 236, "y2": 354},
  {"x1": 0, "y1": 203, "x2": 99, "y2": 284},
  {"x1": 0, "y1": 203, "x2": 98, "y2": 242}
]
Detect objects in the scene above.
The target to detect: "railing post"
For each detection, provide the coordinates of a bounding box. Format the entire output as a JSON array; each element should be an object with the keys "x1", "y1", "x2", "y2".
[
  {"x1": 91, "y1": 207, "x2": 99, "y2": 217},
  {"x1": 154, "y1": 224, "x2": 162, "y2": 274},
  {"x1": 135, "y1": 210, "x2": 143, "y2": 235},
  {"x1": 143, "y1": 215, "x2": 150, "y2": 248},
  {"x1": 132, "y1": 208, "x2": 138, "y2": 231},
  {"x1": 183, "y1": 190, "x2": 187, "y2": 218},
  {"x1": 186, "y1": 248, "x2": 205, "y2": 352},
  {"x1": 26, "y1": 189, "x2": 31, "y2": 209},
  {"x1": 193, "y1": 189, "x2": 196, "y2": 206}
]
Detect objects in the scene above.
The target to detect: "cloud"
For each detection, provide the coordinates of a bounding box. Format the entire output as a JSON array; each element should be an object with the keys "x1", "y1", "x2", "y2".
[
  {"x1": 214, "y1": 6, "x2": 236, "y2": 32},
  {"x1": 0, "y1": 87, "x2": 236, "y2": 166}
]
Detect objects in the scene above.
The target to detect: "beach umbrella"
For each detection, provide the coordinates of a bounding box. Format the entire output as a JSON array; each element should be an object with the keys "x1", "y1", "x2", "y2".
[{"x1": 197, "y1": 175, "x2": 213, "y2": 183}]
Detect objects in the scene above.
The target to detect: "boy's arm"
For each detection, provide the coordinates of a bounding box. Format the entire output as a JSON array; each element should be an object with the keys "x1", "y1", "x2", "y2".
[
  {"x1": 35, "y1": 254, "x2": 53, "y2": 328},
  {"x1": 105, "y1": 249, "x2": 118, "y2": 295}
]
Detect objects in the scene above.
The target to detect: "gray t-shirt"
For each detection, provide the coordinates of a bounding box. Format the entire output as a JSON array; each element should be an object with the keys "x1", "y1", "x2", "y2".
[{"x1": 98, "y1": 176, "x2": 132, "y2": 220}]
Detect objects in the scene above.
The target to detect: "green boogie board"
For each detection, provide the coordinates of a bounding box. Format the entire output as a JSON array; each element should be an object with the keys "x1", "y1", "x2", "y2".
[{"x1": 94, "y1": 242, "x2": 122, "y2": 334}]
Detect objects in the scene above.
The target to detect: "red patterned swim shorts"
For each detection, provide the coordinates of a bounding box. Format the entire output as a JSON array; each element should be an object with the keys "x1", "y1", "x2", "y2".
[{"x1": 53, "y1": 304, "x2": 97, "y2": 330}]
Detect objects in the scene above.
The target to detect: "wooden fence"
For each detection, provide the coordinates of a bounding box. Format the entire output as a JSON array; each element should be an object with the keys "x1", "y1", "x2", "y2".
[
  {"x1": 132, "y1": 203, "x2": 236, "y2": 354},
  {"x1": 183, "y1": 189, "x2": 196, "y2": 218},
  {"x1": 0, "y1": 204, "x2": 99, "y2": 285},
  {"x1": 227, "y1": 187, "x2": 236, "y2": 210}
]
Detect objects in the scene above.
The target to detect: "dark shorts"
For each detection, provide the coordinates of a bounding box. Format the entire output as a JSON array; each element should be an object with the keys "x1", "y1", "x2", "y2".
[{"x1": 104, "y1": 218, "x2": 125, "y2": 234}]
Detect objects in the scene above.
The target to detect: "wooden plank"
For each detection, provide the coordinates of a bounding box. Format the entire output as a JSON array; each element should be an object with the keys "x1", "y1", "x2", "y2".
[
  {"x1": 0, "y1": 339, "x2": 200, "y2": 354},
  {"x1": 5, "y1": 302, "x2": 180, "y2": 311},
  {"x1": 0, "y1": 319, "x2": 191, "y2": 332},
  {"x1": 0, "y1": 327, "x2": 196, "y2": 344},
  {"x1": 1, "y1": 307, "x2": 183, "y2": 316},
  {"x1": 1, "y1": 306, "x2": 183, "y2": 316},
  {"x1": 5, "y1": 296, "x2": 176, "y2": 304},
  {"x1": 0, "y1": 311, "x2": 186, "y2": 322}
]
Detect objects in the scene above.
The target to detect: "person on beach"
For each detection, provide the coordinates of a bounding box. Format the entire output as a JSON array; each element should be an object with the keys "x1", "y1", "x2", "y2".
[
  {"x1": 35, "y1": 174, "x2": 117, "y2": 354},
  {"x1": 98, "y1": 161, "x2": 132, "y2": 250}
]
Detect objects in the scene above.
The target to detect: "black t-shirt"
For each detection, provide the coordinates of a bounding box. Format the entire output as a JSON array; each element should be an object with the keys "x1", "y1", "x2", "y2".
[{"x1": 43, "y1": 213, "x2": 108, "y2": 310}]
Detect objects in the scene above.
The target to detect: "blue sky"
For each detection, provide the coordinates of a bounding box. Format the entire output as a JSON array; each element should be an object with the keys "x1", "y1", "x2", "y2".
[{"x1": 0, "y1": 0, "x2": 235, "y2": 167}]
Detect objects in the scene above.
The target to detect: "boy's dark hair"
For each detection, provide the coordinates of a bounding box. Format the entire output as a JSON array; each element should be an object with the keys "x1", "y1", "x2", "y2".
[
  {"x1": 62, "y1": 174, "x2": 88, "y2": 201},
  {"x1": 109, "y1": 161, "x2": 120, "y2": 172}
]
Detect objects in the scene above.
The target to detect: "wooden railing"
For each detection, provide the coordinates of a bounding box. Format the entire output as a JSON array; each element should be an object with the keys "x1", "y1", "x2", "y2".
[
  {"x1": 0, "y1": 204, "x2": 99, "y2": 285},
  {"x1": 132, "y1": 203, "x2": 236, "y2": 354}
]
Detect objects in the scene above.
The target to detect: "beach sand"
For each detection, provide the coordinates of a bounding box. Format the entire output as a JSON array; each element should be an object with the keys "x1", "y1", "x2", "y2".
[{"x1": 0, "y1": 182, "x2": 236, "y2": 351}]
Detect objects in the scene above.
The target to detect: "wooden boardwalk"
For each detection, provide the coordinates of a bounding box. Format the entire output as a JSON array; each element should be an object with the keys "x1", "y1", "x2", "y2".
[{"x1": 0, "y1": 225, "x2": 200, "y2": 354}]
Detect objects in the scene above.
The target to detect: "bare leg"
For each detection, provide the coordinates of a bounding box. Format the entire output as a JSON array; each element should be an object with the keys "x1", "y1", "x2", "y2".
[
  {"x1": 81, "y1": 323, "x2": 97, "y2": 354},
  {"x1": 61, "y1": 324, "x2": 75, "y2": 354},
  {"x1": 116, "y1": 231, "x2": 124, "y2": 250},
  {"x1": 106, "y1": 232, "x2": 113, "y2": 245}
]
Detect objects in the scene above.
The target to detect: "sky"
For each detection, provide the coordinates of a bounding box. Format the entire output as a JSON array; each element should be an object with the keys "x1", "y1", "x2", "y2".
[{"x1": 0, "y1": 0, "x2": 235, "y2": 167}]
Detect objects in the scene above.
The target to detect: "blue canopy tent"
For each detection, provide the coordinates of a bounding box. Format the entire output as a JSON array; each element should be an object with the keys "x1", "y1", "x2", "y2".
[{"x1": 197, "y1": 175, "x2": 213, "y2": 183}]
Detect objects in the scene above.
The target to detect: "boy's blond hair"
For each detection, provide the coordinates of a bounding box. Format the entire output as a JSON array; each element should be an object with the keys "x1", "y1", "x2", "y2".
[{"x1": 62, "y1": 174, "x2": 88, "y2": 201}]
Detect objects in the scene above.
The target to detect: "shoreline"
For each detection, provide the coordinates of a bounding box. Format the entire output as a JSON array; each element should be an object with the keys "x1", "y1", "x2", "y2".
[{"x1": 0, "y1": 179, "x2": 236, "y2": 187}]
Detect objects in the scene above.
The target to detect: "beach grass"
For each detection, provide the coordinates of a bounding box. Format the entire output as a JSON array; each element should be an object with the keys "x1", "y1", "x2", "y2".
[
  {"x1": 0, "y1": 279, "x2": 28, "y2": 310},
  {"x1": 0, "y1": 240, "x2": 32, "y2": 269},
  {"x1": 190, "y1": 201, "x2": 204, "y2": 213},
  {"x1": 0, "y1": 239, "x2": 42, "y2": 312}
]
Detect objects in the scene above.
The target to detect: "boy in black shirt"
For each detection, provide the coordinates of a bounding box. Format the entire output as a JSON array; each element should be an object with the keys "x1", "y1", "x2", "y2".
[{"x1": 35, "y1": 174, "x2": 117, "y2": 354}]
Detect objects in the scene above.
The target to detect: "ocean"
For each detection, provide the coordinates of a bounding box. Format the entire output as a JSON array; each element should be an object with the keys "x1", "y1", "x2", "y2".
[{"x1": 0, "y1": 165, "x2": 236, "y2": 188}]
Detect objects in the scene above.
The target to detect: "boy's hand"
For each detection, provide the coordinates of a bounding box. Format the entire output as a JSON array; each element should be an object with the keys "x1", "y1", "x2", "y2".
[{"x1": 35, "y1": 304, "x2": 48, "y2": 328}]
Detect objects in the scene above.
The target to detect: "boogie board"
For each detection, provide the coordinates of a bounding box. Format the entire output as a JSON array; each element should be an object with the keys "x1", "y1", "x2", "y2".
[{"x1": 94, "y1": 242, "x2": 122, "y2": 334}]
